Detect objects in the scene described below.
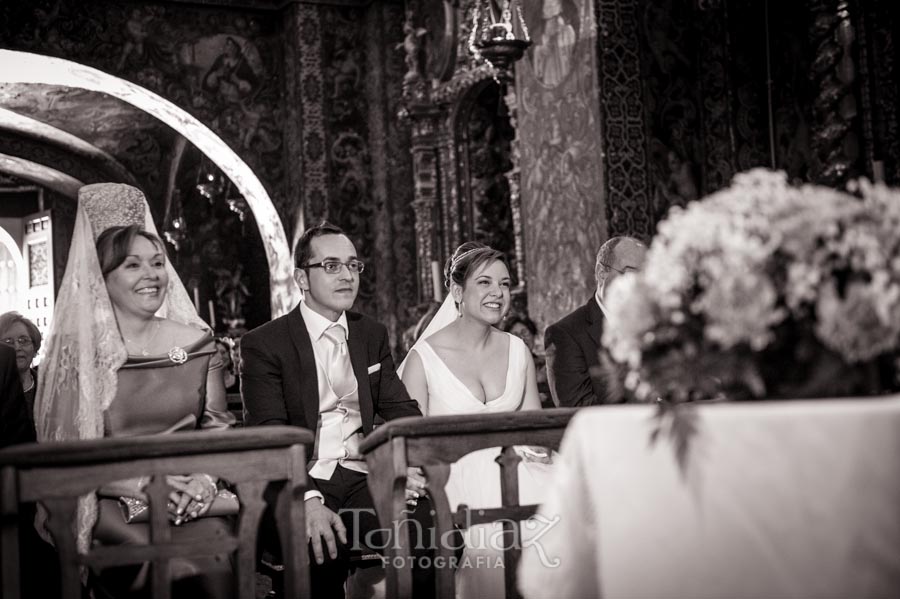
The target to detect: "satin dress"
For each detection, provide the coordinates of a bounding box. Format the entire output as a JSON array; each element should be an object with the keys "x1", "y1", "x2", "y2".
[{"x1": 93, "y1": 333, "x2": 236, "y2": 599}]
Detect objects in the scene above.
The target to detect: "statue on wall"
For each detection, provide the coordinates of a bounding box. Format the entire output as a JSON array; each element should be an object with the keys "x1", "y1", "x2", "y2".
[{"x1": 398, "y1": 9, "x2": 427, "y2": 85}]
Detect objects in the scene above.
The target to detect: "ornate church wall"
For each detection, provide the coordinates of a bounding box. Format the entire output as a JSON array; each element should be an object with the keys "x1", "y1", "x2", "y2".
[
  {"x1": 0, "y1": 0, "x2": 416, "y2": 336},
  {"x1": 516, "y1": 0, "x2": 608, "y2": 329},
  {"x1": 282, "y1": 1, "x2": 416, "y2": 339}
]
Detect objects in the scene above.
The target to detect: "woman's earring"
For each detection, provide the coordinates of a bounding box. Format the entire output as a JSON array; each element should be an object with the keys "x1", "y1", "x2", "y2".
[{"x1": 457, "y1": 299, "x2": 463, "y2": 318}]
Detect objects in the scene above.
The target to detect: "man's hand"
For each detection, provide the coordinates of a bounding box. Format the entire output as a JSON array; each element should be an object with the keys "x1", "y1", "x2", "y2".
[
  {"x1": 405, "y1": 467, "x2": 427, "y2": 507},
  {"x1": 305, "y1": 498, "x2": 347, "y2": 564}
]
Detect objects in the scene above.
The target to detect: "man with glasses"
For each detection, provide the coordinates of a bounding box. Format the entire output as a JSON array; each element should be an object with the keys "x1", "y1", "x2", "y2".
[
  {"x1": 241, "y1": 222, "x2": 436, "y2": 598},
  {"x1": 544, "y1": 236, "x2": 647, "y2": 407}
]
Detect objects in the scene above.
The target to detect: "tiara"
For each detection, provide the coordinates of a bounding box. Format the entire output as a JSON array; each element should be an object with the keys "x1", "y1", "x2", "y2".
[
  {"x1": 79, "y1": 183, "x2": 147, "y2": 241},
  {"x1": 449, "y1": 248, "x2": 483, "y2": 273}
]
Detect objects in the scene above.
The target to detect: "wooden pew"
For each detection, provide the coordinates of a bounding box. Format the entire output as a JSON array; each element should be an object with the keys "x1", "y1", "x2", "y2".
[
  {"x1": 0, "y1": 426, "x2": 313, "y2": 599},
  {"x1": 359, "y1": 408, "x2": 577, "y2": 599}
]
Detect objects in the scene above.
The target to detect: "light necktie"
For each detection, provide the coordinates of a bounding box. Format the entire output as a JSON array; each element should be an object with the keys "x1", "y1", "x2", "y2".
[{"x1": 323, "y1": 324, "x2": 355, "y2": 399}]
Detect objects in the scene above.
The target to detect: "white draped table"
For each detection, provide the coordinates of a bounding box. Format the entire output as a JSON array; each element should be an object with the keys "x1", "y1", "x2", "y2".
[{"x1": 518, "y1": 397, "x2": 900, "y2": 598}]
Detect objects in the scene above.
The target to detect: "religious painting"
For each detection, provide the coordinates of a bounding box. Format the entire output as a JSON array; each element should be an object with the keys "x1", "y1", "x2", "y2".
[
  {"x1": 517, "y1": 0, "x2": 605, "y2": 328},
  {"x1": 523, "y1": 0, "x2": 580, "y2": 88}
]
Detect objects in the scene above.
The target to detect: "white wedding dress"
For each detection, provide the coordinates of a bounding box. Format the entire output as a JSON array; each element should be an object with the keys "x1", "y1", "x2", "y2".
[{"x1": 411, "y1": 333, "x2": 554, "y2": 598}]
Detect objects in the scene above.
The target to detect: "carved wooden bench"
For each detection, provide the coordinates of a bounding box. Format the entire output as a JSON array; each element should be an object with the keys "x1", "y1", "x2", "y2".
[
  {"x1": 0, "y1": 426, "x2": 313, "y2": 599},
  {"x1": 359, "y1": 408, "x2": 578, "y2": 599}
]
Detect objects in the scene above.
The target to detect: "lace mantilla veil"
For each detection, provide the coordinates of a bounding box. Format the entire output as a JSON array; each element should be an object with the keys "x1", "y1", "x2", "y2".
[{"x1": 33, "y1": 183, "x2": 208, "y2": 553}]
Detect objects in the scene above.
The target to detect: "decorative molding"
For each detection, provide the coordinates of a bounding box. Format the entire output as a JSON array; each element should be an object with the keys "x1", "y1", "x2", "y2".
[
  {"x1": 296, "y1": 4, "x2": 329, "y2": 222},
  {"x1": 430, "y1": 64, "x2": 498, "y2": 105},
  {"x1": 282, "y1": 3, "x2": 306, "y2": 241},
  {"x1": 503, "y1": 85, "x2": 526, "y2": 289},
  {"x1": 860, "y1": 0, "x2": 899, "y2": 183},
  {"x1": 321, "y1": 5, "x2": 376, "y2": 313},
  {"x1": 697, "y1": 1, "x2": 736, "y2": 193},
  {"x1": 438, "y1": 121, "x2": 459, "y2": 258},
  {"x1": 381, "y1": 1, "x2": 419, "y2": 336},
  {"x1": 158, "y1": 0, "x2": 373, "y2": 9},
  {"x1": 596, "y1": 0, "x2": 653, "y2": 240},
  {"x1": 407, "y1": 106, "x2": 442, "y2": 300},
  {"x1": 806, "y1": 0, "x2": 862, "y2": 185}
]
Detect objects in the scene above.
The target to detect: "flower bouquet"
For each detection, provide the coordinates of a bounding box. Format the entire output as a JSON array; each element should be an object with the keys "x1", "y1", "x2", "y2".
[{"x1": 603, "y1": 169, "x2": 900, "y2": 404}]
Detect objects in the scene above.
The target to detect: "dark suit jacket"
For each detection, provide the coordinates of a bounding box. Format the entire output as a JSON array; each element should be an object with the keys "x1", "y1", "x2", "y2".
[
  {"x1": 544, "y1": 298, "x2": 623, "y2": 407},
  {"x1": 1, "y1": 344, "x2": 35, "y2": 447},
  {"x1": 240, "y1": 306, "x2": 421, "y2": 493}
]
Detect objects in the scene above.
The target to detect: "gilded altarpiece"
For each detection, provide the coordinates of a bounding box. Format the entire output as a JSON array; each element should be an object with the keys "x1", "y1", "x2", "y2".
[{"x1": 401, "y1": 0, "x2": 527, "y2": 332}]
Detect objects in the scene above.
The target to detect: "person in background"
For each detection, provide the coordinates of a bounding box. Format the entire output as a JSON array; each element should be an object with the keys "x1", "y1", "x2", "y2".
[
  {"x1": 1, "y1": 342, "x2": 33, "y2": 447},
  {"x1": 0, "y1": 311, "x2": 42, "y2": 427},
  {"x1": 1, "y1": 343, "x2": 60, "y2": 599},
  {"x1": 544, "y1": 236, "x2": 647, "y2": 407},
  {"x1": 504, "y1": 314, "x2": 554, "y2": 409}
]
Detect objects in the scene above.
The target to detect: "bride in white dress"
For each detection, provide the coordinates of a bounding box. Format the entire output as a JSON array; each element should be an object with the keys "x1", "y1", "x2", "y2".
[{"x1": 400, "y1": 242, "x2": 554, "y2": 598}]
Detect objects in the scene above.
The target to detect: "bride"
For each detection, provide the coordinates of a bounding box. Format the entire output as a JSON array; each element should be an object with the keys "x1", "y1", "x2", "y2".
[{"x1": 400, "y1": 241, "x2": 553, "y2": 598}]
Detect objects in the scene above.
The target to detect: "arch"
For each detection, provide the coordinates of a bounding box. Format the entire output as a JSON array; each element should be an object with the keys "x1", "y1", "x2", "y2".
[
  {"x1": 0, "y1": 224, "x2": 27, "y2": 312},
  {"x1": 0, "y1": 152, "x2": 84, "y2": 198},
  {"x1": 0, "y1": 50, "x2": 298, "y2": 317},
  {"x1": 0, "y1": 107, "x2": 138, "y2": 187}
]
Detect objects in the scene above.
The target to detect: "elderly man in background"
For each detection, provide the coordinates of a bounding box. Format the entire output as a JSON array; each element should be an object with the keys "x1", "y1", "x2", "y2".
[{"x1": 544, "y1": 236, "x2": 648, "y2": 407}]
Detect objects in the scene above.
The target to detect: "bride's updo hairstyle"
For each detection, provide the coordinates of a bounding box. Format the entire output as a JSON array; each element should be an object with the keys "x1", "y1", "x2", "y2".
[{"x1": 445, "y1": 241, "x2": 509, "y2": 307}]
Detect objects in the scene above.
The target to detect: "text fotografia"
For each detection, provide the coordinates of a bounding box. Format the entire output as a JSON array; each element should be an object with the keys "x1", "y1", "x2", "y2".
[{"x1": 338, "y1": 508, "x2": 562, "y2": 568}]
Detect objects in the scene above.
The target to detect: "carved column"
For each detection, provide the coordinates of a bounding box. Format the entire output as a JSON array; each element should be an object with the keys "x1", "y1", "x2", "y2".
[
  {"x1": 282, "y1": 3, "x2": 305, "y2": 238},
  {"x1": 438, "y1": 113, "x2": 460, "y2": 259},
  {"x1": 857, "y1": 0, "x2": 899, "y2": 184},
  {"x1": 408, "y1": 108, "x2": 443, "y2": 302},
  {"x1": 806, "y1": 0, "x2": 862, "y2": 185},
  {"x1": 503, "y1": 84, "x2": 526, "y2": 290}
]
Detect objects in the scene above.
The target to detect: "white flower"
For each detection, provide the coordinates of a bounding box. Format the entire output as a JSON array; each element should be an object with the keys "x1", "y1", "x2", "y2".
[
  {"x1": 815, "y1": 280, "x2": 900, "y2": 362},
  {"x1": 602, "y1": 275, "x2": 657, "y2": 369},
  {"x1": 600, "y1": 168, "x2": 900, "y2": 397}
]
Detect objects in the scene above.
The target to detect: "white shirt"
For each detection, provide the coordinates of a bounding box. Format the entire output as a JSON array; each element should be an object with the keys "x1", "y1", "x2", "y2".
[
  {"x1": 299, "y1": 301, "x2": 367, "y2": 502},
  {"x1": 595, "y1": 290, "x2": 611, "y2": 322}
]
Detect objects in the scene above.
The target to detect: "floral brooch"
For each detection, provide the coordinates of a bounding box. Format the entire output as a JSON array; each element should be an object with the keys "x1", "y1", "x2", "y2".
[{"x1": 168, "y1": 346, "x2": 188, "y2": 364}]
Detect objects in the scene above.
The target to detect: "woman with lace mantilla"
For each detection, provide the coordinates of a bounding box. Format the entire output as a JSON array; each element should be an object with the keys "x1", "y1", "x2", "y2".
[{"x1": 35, "y1": 183, "x2": 234, "y2": 598}]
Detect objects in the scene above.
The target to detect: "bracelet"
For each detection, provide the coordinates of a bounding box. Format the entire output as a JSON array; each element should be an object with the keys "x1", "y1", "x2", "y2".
[{"x1": 197, "y1": 473, "x2": 218, "y2": 494}]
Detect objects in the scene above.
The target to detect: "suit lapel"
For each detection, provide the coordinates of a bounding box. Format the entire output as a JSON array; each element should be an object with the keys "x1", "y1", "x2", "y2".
[
  {"x1": 287, "y1": 308, "x2": 321, "y2": 432},
  {"x1": 347, "y1": 314, "x2": 374, "y2": 432},
  {"x1": 585, "y1": 297, "x2": 604, "y2": 348}
]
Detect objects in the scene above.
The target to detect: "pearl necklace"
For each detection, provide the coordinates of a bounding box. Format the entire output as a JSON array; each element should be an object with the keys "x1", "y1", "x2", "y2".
[
  {"x1": 124, "y1": 320, "x2": 161, "y2": 356},
  {"x1": 21, "y1": 372, "x2": 34, "y2": 393}
]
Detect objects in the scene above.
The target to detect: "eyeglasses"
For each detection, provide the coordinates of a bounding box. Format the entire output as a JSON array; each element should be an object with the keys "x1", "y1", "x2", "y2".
[
  {"x1": 598, "y1": 262, "x2": 639, "y2": 276},
  {"x1": 1, "y1": 336, "x2": 34, "y2": 348},
  {"x1": 302, "y1": 260, "x2": 366, "y2": 275}
]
